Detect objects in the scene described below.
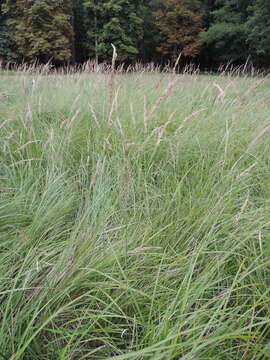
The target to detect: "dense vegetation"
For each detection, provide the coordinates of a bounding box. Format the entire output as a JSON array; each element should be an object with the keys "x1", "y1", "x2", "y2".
[
  {"x1": 1, "y1": 0, "x2": 270, "y2": 68},
  {"x1": 0, "y1": 67, "x2": 270, "y2": 359}
]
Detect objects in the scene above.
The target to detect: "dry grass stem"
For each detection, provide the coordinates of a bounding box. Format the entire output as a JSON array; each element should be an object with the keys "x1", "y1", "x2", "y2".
[
  {"x1": 144, "y1": 77, "x2": 178, "y2": 124},
  {"x1": 88, "y1": 103, "x2": 100, "y2": 128},
  {"x1": 0, "y1": 92, "x2": 9, "y2": 99},
  {"x1": 127, "y1": 247, "x2": 162, "y2": 254},
  {"x1": 61, "y1": 109, "x2": 81, "y2": 128},
  {"x1": 143, "y1": 95, "x2": 147, "y2": 131},
  {"x1": 236, "y1": 162, "x2": 257, "y2": 179},
  {"x1": 235, "y1": 192, "x2": 250, "y2": 223},
  {"x1": 109, "y1": 44, "x2": 117, "y2": 105},
  {"x1": 247, "y1": 123, "x2": 270, "y2": 151},
  {"x1": 173, "y1": 53, "x2": 182, "y2": 73},
  {"x1": 213, "y1": 81, "x2": 226, "y2": 103},
  {"x1": 156, "y1": 111, "x2": 175, "y2": 146},
  {"x1": 244, "y1": 78, "x2": 266, "y2": 97},
  {"x1": 223, "y1": 119, "x2": 230, "y2": 163},
  {"x1": 0, "y1": 119, "x2": 10, "y2": 130},
  {"x1": 175, "y1": 108, "x2": 205, "y2": 136},
  {"x1": 136, "y1": 114, "x2": 174, "y2": 154},
  {"x1": 90, "y1": 159, "x2": 103, "y2": 188},
  {"x1": 15, "y1": 140, "x2": 41, "y2": 153},
  {"x1": 11, "y1": 158, "x2": 42, "y2": 166},
  {"x1": 129, "y1": 102, "x2": 136, "y2": 128},
  {"x1": 123, "y1": 142, "x2": 134, "y2": 201},
  {"x1": 108, "y1": 85, "x2": 120, "y2": 126}
]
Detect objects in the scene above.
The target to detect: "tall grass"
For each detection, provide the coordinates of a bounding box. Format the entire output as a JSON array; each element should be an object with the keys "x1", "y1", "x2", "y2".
[{"x1": 0, "y1": 66, "x2": 270, "y2": 359}]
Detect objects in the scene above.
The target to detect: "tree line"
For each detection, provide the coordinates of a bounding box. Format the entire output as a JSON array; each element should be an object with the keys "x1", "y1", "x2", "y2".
[{"x1": 0, "y1": 0, "x2": 269, "y2": 69}]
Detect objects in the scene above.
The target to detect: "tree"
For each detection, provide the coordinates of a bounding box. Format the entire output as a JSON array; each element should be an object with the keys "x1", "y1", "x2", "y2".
[
  {"x1": 0, "y1": 2, "x2": 18, "y2": 65},
  {"x1": 200, "y1": 0, "x2": 251, "y2": 65},
  {"x1": 73, "y1": 0, "x2": 89, "y2": 63},
  {"x1": 81, "y1": 0, "x2": 144, "y2": 63},
  {"x1": 139, "y1": 0, "x2": 162, "y2": 63},
  {"x1": 154, "y1": 0, "x2": 203, "y2": 61},
  {"x1": 247, "y1": 0, "x2": 270, "y2": 66},
  {"x1": 2, "y1": 0, "x2": 74, "y2": 64}
]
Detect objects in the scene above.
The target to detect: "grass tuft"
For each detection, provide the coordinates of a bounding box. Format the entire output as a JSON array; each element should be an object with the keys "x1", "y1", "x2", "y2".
[{"x1": 0, "y1": 68, "x2": 270, "y2": 359}]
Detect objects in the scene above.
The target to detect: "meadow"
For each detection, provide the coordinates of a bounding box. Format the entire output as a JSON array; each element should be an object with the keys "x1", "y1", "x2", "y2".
[{"x1": 0, "y1": 67, "x2": 270, "y2": 359}]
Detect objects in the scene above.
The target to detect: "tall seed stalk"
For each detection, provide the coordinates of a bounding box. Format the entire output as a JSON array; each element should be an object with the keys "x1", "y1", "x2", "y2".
[{"x1": 109, "y1": 44, "x2": 117, "y2": 106}]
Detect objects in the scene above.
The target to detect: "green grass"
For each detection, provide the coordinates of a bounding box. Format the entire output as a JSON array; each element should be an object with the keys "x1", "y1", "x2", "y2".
[{"x1": 0, "y1": 70, "x2": 270, "y2": 359}]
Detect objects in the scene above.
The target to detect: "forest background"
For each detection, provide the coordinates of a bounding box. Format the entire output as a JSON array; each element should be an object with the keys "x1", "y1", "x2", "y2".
[{"x1": 0, "y1": 0, "x2": 270, "y2": 69}]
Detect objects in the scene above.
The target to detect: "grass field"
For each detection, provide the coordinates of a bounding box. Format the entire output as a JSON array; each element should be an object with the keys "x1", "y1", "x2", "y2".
[{"x1": 0, "y1": 69, "x2": 270, "y2": 359}]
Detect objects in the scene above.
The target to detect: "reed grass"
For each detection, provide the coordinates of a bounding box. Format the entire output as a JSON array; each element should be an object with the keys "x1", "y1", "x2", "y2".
[{"x1": 0, "y1": 65, "x2": 270, "y2": 359}]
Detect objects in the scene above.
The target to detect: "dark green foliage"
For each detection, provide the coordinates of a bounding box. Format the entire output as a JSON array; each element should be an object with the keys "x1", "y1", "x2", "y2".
[
  {"x1": 154, "y1": 0, "x2": 203, "y2": 61},
  {"x1": 2, "y1": 0, "x2": 74, "y2": 63},
  {"x1": 1, "y1": 0, "x2": 270, "y2": 68},
  {"x1": 247, "y1": 0, "x2": 270, "y2": 66},
  {"x1": 80, "y1": 0, "x2": 144, "y2": 62},
  {"x1": 0, "y1": 3, "x2": 18, "y2": 64},
  {"x1": 73, "y1": 0, "x2": 89, "y2": 63},
  {"x1": 139, "y1": 0, "x2": 161, "y2": 62},
  {"x1": 201, "y1": 0, "x2": 251, "y2": 65}
]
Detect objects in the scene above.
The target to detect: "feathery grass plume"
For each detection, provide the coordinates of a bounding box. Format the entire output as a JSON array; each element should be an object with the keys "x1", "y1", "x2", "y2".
[
  {"x1": 155, "y1": 111, "x2": 175, "y2": 146},
  {"x1": 11, "y1": 158, "x2": 42, "y2": 166},
  {"x1": 0, "y1": 119, "x2": 10, "y2": 130},
  {"x1": 223, "y1": 119, "x2": 230, "y2": 164},
  {"x1": 244, "y1": 78, "x2": 266, "y2": 97},
  {"x1": 123, "y1": 142, "x2": 134, "y2": 202},
  {"x1": 213, "y1": 81, "x2": 226, "y2": 103},
  {"x1": 136, "y1": 112, "x2": 174, "y2": 154},
  {"x1": 109, "y1": 44, "x2": 117, "y2": 106},
  {"x1": 174, "y1": 108, "x2": 205, "y2": 136},
  {"x1": 0, "y1": 93, "x2": 9, "y2": 99},
  {"x1": 108, "y1": 85, "x2": 121, "y2": 126},
  {"x1": 230, "y1": 121, "x2": 270, "y2": 170},
  {"x1": 236, "y1": 162, "x2": 257, "y2": 180},
  {"x1": 88, "y1": 102, "x2": 100, "y2": 128},
  {"x1": 234, "y1": 191, "x2": 250, "y2": 223},
  {"x1": 172, "y1": 53, "x2": 182, "y2": 74},
  {"x1": 247, "y1": 123, "x2": 270, "y2": 151},
  {"x1": 144, "y1": 77, "x2": 178, "y2": 126},
  {"x1": 14, "y1": 140, "x2": 41, "y2": 153},
  {"x1": 142, "y1": 55, "x2": 182, "y2": 127}
]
